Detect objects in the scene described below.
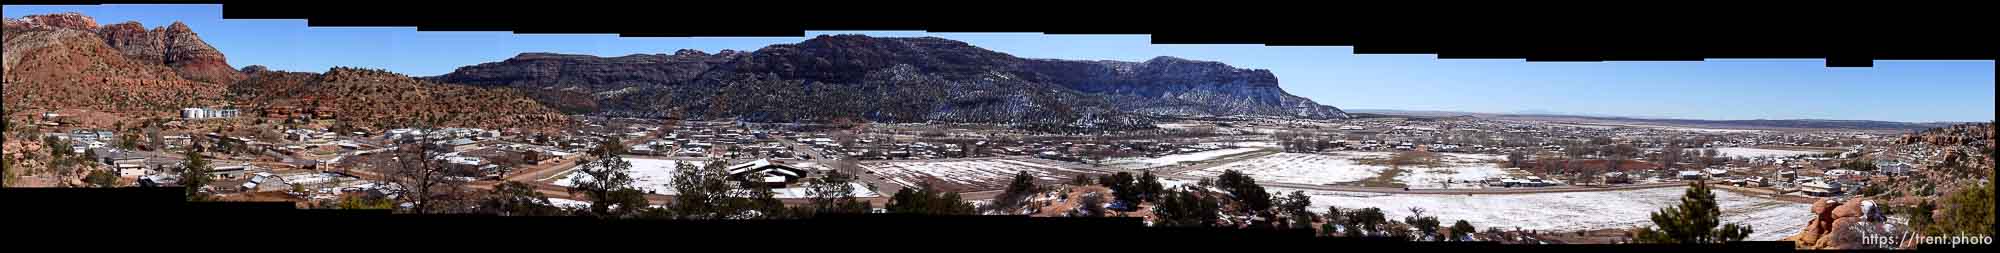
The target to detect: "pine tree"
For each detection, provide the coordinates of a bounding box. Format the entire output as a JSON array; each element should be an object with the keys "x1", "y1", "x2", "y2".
[
  {"x1": 179, "y1": 147, "x2": 212, "y2": 201},
  {"x1": 1634, "y1": 182, "x2": 1753, "y2": 243}
]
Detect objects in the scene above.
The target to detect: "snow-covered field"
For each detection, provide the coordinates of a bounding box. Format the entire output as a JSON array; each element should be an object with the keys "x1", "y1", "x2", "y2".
[
  {"x1": 1398, "y1": 153, "x2": 1513, "y2": 189},
  {"x1": 861, "y1": 159, "x2": 1087, "y2": 192},
  {"x1": 554, "y1": 158, "x2": 702, "y2": 195},
  {"x1": 1181, "y1": 153, "x2": 1384, "y2": 185},
  {"x1": 1182, "y1": 152, "x2": 1515, "y2": 188},
  {"x1": 554, "y1": 158, "x2": 878, "y2": 198},
  {"x1": 1714, "y1": 147, "x2": 1826, "y2": 159},
  {"x1": 1106, "y1": 148, "x2": 1266, "y2": 169},
  {"x1": 1282, "y1": 186, "x2": 1810, "y2": 241}
]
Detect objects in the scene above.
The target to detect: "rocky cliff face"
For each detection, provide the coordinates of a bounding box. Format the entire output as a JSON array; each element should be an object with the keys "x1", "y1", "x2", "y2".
[
  {"x1": 434, "y1": 35, "x2": 1347, "y2": 129},
  {"x1": 4, "y1": 13, "x2": 227, "y2": 113},
  {"x1": 98, "y1": 21, "x2": 244, "y2": 84},
  {"x1": 1023, "y1": 56, "x2": 1347, "y2": 119}
]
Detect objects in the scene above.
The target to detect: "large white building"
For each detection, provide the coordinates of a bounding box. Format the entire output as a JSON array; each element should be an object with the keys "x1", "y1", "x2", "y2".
[{"x1": 181, "y1": 107, "x2": 240, "y2": 120}]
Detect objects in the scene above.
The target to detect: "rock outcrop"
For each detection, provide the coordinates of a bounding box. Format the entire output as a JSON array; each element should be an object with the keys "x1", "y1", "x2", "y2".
[
  {"x1": 4, "y1": 13, "x2": 226, "y2": 114},
  {"x1": 1785, "y1": 198, "x2": 1912, "y2": 250},
  {"x1": 98, "y1": 21, "x2": 244, "y2": 84}
]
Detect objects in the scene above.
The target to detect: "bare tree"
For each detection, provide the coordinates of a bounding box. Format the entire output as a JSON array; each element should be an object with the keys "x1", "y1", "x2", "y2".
[
  {"x1": 1661, "y1": 144, "x2": 1684, "y2": 170},
  {"x1": 386, "y1": 140, "x2": 470, "y2": 214}
]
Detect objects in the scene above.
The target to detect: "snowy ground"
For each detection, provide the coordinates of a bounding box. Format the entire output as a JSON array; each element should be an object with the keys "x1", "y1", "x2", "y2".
[
  {"x1": 554, "y1": 158, "x2": 702, "y2": 195},
  {"x1": 1281, "y1": 186, "x2": 1810, "y2": 241},
  {"x1": 1399, "y1": 153, "x2": 1514, "y2": 189},
  {"x1": 1105, "y1": 148, "x2": 1266, "y2": 170},
  {"x1": 548, "y1": 198, "x2": 593, "y2": 210},
  {"x1": 1714, "y1": 147, "x2": 1826, "y2": 159},
  {"x1": 553, "y1": 158, "x2": 878, "y2": 198},
  {"x1": 861, "y1": 159, "x2": 1088, "y2": 192},
  {"x1": 1182, "y1": 151, "x2": 1516, "y2": 188},
  {"x1": 1181, "y1": 153, "x2": 1384, "y2": 185}
]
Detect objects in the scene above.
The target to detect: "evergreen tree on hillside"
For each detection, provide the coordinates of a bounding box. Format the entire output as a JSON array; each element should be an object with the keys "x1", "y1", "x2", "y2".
[
  {"x1": 481, "y1": 181, "x2": 563, "y2": 216},
  {"x1": 886, "y1": 182, "x2": 975, "y2": 215},
  {"x1": 1099, "y1": 172, "x2": 1140, "y2": 209},
  {"x1": 989, "y1": 170, "x2": 1040, "y2": 214},
  {"x1": 1345, "y1": 207, "x2": 1387, "y2": 237},
  {"x1": 1634, "y1": 182, "x2": 1753, "y2": 243},
  {"x1": 669, "y1": 159, "x2": 739, "y2": 219},
  {"x1": 1137, "y1": 170, "x2": 1164, "y2": 202},
  {"x1": 1404, "y1": 207, "x2": 1441, "y2": 241},
  {"x1": 1450, "y1": 220, "x2": 1476, "y2": 241},
  {"x1": 801, "y1": 169, "x2": 870, "y2": 217},
  {"x1": 85, "y1": 169, "x2": 119, "y2": 188},
  {"x1": 567, "y1": 147, "x2": 646, "y2": 217},
  {"x1": 1926, "y1": 182, "x2": 1994, "y2": 236},
  {"x1": 1152, "y1": 188, "x2": 1220, "y2": 227},
  {"x1": 1280, "y1": 190, "x2": 1314, "y2": 229},
  {"x1": 178, "y1": 147, "x2": 213, "y2": 201}
]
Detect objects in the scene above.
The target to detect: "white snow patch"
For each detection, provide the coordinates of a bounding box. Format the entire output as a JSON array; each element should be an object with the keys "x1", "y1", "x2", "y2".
[
  {"x1": 1184, "y1": 151, "x2": 1516, "y2": 188},
  {"x1": 1182, "y1": 153, "x2": 1384, "y2": 185},
  {"x1": 1106, "y1": 148, "x2": 1265, "y2": 169},
  {"x1": 861, "y1": 159, "x2": 1081, "y2": 190},
  {"x1": 548, "y1": 198, "x2": 592, "y2": 209},
  {"x1": 1284, "y1": 186, "x2": 1809, "y2": 241},
  {"x1": 554, "y1": 158, "x2": 702, "y2": 195}
]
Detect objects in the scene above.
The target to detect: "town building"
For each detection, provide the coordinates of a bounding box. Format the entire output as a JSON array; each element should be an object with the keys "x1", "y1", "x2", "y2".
[{"x1": 724, "y1": 159, "x2": 810, "y2": 188}]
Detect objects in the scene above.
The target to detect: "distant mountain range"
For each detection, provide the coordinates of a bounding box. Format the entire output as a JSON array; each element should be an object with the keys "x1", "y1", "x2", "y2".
[
  {"x1": 7, "y1": 13, "x2": 1346, "y2": 132},
  {"x1": 1346, "y1": 109, "x2": 1960, "y2": 131},
  {"x1": 430, "y1": 35, "x2": 1348, "y2": 130}
]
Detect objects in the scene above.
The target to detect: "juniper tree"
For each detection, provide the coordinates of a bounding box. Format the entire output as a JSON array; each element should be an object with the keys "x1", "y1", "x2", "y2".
[
  {"x1": 481, "y1": 181, "x2": 564, "y2": 216},
  {"x1": 1450, "y1": 220, "x2": 1476, "y2": 241},
  {"x1": 989, "y1": 170, "x2": 1040, "y2": 214},
  {"x1": 85, "y1": 169, "x2": 119, "y2": 188},
  {"x1": 1137, "y1": 170, "x2": 1164, "y2": 202},
  {"x1": 801, "y1": 168, "x2": 870, "y2": 217}
]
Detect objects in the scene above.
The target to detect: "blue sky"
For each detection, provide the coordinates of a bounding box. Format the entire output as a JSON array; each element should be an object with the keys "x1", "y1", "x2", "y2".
[{"x1": 7, "y1": 4, "x2": 1994, "y2": 123}]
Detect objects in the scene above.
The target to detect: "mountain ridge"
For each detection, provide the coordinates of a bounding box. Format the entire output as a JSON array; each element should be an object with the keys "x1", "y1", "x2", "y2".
[{"x1": 432, "y1": 34, "x2": 1347, "y2": 129}]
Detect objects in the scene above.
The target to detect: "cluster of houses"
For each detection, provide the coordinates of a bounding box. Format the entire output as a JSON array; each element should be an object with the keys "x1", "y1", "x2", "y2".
[
  {"x1": 850, "y1": 139, "x2": 974, "y2": 160},
  {"x1": 1486, "y1": 176, "x2": 1559, "y2": 187},
  {"x1": 44, "y1": 129, "x2": 117, "y2": 154}
]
